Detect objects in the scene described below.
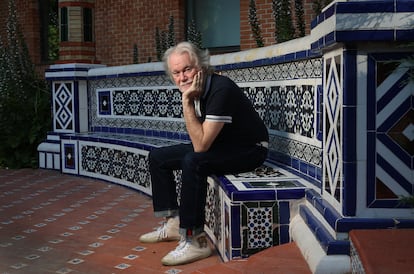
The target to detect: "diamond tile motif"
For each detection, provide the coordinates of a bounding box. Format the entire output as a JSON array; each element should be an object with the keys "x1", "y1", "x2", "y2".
[
  {"x1": 54, "y1": 82, "x2": 74, "y2": 131},
  {"x1": 323, "y1": 53, "x2": 343, "y2": 205}
]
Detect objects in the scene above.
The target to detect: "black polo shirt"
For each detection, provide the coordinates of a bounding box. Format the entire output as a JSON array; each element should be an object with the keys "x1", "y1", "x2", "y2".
[{"x1": 198, "y1": 73, "x2": 268, "y2": 147}]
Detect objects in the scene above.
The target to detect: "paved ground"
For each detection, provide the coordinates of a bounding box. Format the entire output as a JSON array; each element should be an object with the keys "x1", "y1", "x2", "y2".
[{"x1": 0, "y1": 168, "x2": 311, "y2": 274}]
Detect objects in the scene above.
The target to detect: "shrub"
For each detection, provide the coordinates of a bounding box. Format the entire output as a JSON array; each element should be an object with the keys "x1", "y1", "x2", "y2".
[{"x1": 0, "y1": 0, "x2": 51, "y2": 168}]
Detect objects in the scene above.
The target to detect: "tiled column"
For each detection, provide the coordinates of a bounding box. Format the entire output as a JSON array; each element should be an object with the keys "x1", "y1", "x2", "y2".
[
  {"x1": 37, "y1": 63, "x2": 105, "y2": 170},
  {"x1": 311, "y1": 0, "x2": 414, "y2": 218}
]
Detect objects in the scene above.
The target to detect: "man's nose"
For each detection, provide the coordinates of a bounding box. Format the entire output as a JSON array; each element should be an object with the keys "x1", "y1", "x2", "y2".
[{"x1": 178, "y1": 72, "x2": 187, "y2": 81}]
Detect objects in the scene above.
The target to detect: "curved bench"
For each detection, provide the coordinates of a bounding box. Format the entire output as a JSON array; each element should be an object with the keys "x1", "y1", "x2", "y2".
[{"x1": 58, "y1": 129, "x2": 317, "y2": 261}]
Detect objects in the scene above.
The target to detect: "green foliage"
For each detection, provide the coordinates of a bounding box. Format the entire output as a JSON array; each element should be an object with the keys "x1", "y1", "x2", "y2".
[
  {"x1": 0, "y1": 0, "x2": 51, "y2": 168},
  {"x1": 399, "y1": 195, "x2": 414, "y2": 208},
  {"x1": 155, "y1": 16, "x2": 176, "y2": 61},
  {"x1": 155, "y1": 27, "x2": 162, "y2": 61},
  {"x1": 249, "y1": 0, "x2": 264, "y2": 47},
  {"x1": 167, "y1": 16, "x2": 176, "y2": 48},
  {"x1": 187, "y1": 20, "x2": 203, "y2": 49},
  {"x1": 48, "y1": 4, "x2": 59, "y2": 62},
  {"x1": 295, "y1": 0, "x2": 305, "y2": 37},
  {"x1": 133, "y1": 44, "x2": 138, "y2": 64},
  {"x1": 312, "y1": 0, "x2": 333, "y2": 15},
  {"x1": 272, "y1": 0, "x2": 295, "y2": 43}
]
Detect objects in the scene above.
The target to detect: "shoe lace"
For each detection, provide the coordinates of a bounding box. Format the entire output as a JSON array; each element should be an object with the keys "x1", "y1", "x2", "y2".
[
  {"x1": 155, "y1": 222, "x2": 168, "y2": 240},
  {"x1": 169, "y1": 238, "x2": 190, "y2": 258}
]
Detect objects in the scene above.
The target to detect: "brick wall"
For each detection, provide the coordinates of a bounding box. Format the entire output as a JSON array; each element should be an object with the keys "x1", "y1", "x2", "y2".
[
  {"x1": 1, "y1": 0, "x2": 318, "y2": 68},
  {"x1": 94, "y1": 0, "x2": 185, "y2": 65},
  {"x1": 240, "y1": 0, "x2": 316, "y2": 50},
  {"x1": 95, "y1": 0, "x2": 316, "y2": 65},
  {"x1": 0, "y1": 0, "x2": 42, "y2": 68}
]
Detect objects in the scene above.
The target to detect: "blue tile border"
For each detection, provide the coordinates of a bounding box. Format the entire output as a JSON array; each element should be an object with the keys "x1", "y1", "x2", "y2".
[
  {"x1": 336, "y1": 1, "x2": 395, "y2": 13},
  {"x1": 310, "y1": 1, "x2": 414, "y2": 51},
  {"x1": 306, "y1": 188, "x2": 414, "y2": 234},
  {"x1": 312, "y1": 0, "x2": 414, "y2": 30},
  {"x1": 299, "y1": 205, "x2": 350, "y2": 255}
]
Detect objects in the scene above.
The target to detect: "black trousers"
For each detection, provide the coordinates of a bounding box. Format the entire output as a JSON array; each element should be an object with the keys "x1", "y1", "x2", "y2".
[{"x1": 148, "y1": 143, "x2": 268, "y2": 233}]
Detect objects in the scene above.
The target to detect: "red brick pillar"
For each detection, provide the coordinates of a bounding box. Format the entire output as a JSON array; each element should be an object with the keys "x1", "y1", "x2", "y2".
[{"x1": 58, "y1": 0, "x2": 98, "y2": 63}]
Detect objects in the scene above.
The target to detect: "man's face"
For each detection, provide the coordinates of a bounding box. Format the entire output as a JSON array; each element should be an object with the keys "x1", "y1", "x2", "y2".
[{"x1": 168, "y1": 52, "x2": 199, "y2": 92}]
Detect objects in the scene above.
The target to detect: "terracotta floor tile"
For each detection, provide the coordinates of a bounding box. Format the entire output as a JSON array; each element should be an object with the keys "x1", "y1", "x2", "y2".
[
  {"x1": 350, "y1": 229, "x2": 414, "y2": 274},
  {"x1": 0, "y1": 168, "x2": 311, "y2": 274}
]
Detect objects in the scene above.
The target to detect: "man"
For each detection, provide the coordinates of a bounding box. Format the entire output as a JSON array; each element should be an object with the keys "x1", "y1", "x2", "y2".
[{"x1": 139, "y1": 41, "x2": 269, "y2": 266}]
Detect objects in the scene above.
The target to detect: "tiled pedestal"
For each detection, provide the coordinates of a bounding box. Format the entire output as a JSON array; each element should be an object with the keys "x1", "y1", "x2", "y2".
[{"x1": 204, "y1": 162, "x2": 313, "y2": 262}]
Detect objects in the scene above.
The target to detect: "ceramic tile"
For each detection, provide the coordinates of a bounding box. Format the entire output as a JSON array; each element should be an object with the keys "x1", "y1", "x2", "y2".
[{"x1": 0, "y1": 168, "x2": 225, "y2": 274}]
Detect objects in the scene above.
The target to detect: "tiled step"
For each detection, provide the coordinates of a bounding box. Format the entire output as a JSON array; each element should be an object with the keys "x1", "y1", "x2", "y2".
[{"x1": 193, "y1": 242, "x2": 311, "y2": 274}]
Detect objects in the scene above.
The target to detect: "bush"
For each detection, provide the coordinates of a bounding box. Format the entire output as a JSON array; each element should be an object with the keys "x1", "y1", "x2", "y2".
[{"x1": 0, "y1": 0, "x2": 51, "y2": 168}]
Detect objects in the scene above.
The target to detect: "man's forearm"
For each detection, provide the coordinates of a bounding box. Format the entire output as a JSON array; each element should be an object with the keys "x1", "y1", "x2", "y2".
[{"x1": 182, "y1": 100, "x2": 205, "y2": 152}]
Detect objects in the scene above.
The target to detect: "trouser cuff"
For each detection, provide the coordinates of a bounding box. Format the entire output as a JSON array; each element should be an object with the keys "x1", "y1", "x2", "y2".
[
  {"x1": 154, "y1": 209, "x2": 179, "y2": 218},
  {"x1": 179, "y1": 227, "x2": 204, "y2": 238}
]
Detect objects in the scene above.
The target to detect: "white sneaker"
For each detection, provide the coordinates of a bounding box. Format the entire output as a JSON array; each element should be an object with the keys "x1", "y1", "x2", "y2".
[
  {"x1": 161, "y1": 232, "x2": 212, "y2": 266},
  {"x1": 139, "y1": 216, "x2": 180, "y2": 243}
]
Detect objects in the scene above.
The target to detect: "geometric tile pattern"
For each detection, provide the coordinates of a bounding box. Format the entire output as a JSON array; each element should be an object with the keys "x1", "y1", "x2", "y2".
[
  {"x1": 205, "y1": 179, "x2": 222, "y2": 247},
  {"x1": 81, "y1": 143, "x2": 150, "y2": 188},
  {"x1": 366, "y1": 53, "x2": 414, "y2": 208},
  {"x1": 103, "y1": 88, "x2": 183, "y2": 118},
  {"x1": 245, "y1": 203, "x2": 275, "y2": 249},
  {"x1": 241, "y1": 85, "x2": 316, "y2": 138},
  {"x1": 204, "y1": 163, "x2": 301, "y2": 261},
  {"x1": 323, "y1": 53, "x2": 343, "y2": 208},
  {"x1": 53, "y1": 82, "x2": 75, "y2": 132},
  {"x1": 270, "y1": 135, "x2": 322, "y2": 167},
  {"x1": 220, "y1": 59, "x2": 323, "y2": 82},
  {"x1": 87, "y1": 59, "x2": 323, "y2": 183}
]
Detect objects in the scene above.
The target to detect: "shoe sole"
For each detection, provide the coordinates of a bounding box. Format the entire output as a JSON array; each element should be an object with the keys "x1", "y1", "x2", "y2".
[
  {"x1": 139, "y1": 236, "x2": 181, "y2": 243},
  {"x1": 161, "y1": 250, "x2": 212, "y2": 266}
]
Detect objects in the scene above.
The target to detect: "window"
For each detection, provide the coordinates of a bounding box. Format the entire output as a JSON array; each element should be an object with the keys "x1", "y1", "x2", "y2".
[
  {"x1": 60, "y1": 7, "x2": 68, "y2": 42},
  {"x1": 38, "y1": 0, "x2": 58, "y2": 62},
  {"x1": 83, "y1": 8, "x2": 93, "y2": 42},
  {"x1": 186, "y1": 0, "x2": 240, "y2": 53}
]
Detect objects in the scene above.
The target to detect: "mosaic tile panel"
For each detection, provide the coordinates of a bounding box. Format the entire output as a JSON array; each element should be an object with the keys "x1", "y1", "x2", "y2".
[
  {"x1": 53, "y1": 81, "x2": 75, "y2": 132},
  {"x1": 241, "y1": 84, "x2": 316, "y2": 138},
  {"x1": 98, "y1": 88, "x2": 183, "y2": 118},
  {"x1": 63, "y1": 143, "x2": 76, "y2": 170},
  {"x1": 243, "y1": 202, "x2": 277, "y2": 250},
  {"x1": 323, "y1": 52, "x2": 343, "y2": 208},
  {"x1": 204, "y1": 163, "x2": 304, "y2": 261},
  {"x1": 75, "y1": 141, "x2": 151, "y2": 194},
  {"x1": 365, "y1": 53, "x2": 414, "y2": 208},
  {"x1": 219, "y1": 59, "x2": 322, "y2": 82},
  {"x1": 269, "y1": 135, "x2": 322, "y2": 167},
  {"x1": 205, "y1": 178, "x2": 222, "y2": 244},
  {"x1": 89, "y1": 75, "x2": 186, "y2": 133},
  {"x1": 87, "y1": 68, "x2": 323, "y2": 183}
]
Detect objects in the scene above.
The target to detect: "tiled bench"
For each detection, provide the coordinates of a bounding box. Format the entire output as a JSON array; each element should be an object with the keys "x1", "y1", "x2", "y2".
[
  {"x1": 205, "y1": 162, "x2": 315, "y2": 261},
  {"x1": 60, "y1": 132, "x2": 188, "y2": 195},
  {"x1": 58, "y1": 131, "x2": 315, "y2": 261}
]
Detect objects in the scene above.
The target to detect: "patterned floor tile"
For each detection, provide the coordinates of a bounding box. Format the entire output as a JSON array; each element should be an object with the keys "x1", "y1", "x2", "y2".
[{"x1": 0, "y1": 168, "x2": 310, "y2": 274}]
